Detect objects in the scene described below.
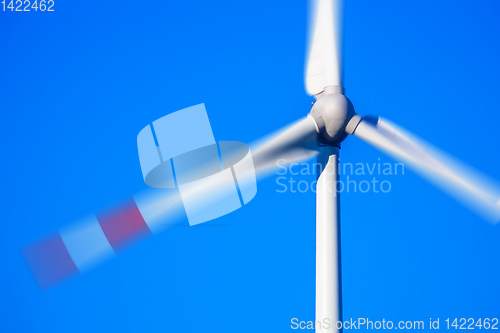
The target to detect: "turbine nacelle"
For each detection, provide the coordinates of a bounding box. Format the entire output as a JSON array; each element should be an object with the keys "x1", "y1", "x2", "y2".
[{"x1": 309, "y1": 85, "x2": 356, "y2": 146}]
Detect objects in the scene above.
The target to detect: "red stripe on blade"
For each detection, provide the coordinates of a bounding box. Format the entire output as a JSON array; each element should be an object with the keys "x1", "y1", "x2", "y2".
[
  {"x1": 96, "y1": 199, "x2": 151, "y2": 250},
  {"x1": 21, "y1": 234, "x2": 79, "y2": 289}
]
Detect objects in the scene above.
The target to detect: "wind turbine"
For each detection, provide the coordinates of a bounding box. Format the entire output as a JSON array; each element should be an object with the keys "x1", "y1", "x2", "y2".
[
  {"x1": 246, "y1": 0, "x2": 500, "y2": 330},
  {"x1": 22, "y1": 0, "x2": 500, "y2": 332}
]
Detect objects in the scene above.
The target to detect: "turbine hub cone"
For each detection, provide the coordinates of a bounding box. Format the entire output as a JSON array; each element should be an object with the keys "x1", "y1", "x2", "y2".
[{"x1": 309, "y1": 86, "x2": 355, "y2": 145}]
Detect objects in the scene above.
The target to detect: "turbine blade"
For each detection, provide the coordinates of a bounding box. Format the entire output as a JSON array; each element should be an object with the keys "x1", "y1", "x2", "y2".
[
  {"x1": 22, "y1": 116, "x2": 320, "y2": 288},
  {"x1": 20, "y1": 190, "x2": 185, "y2": 289},
  {"x1": 351, "y1": 116, "x2": 500, "y2": 223},
  {"x1": 305, "y1": 0, "x2": 343, "y2": 97},
  {"x1": 251, "y1": 116, "x2": 320, "y2": 176}
]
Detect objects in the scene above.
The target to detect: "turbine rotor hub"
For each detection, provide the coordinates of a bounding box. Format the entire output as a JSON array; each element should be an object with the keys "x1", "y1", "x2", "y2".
[{"x1": 309, "y1": 87, "x2": 356, "y2": 146}]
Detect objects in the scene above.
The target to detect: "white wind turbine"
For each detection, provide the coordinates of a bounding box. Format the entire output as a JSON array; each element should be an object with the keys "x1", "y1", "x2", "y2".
[
  {"x1": 22, "y1": 1, "x2": 500, "y2": 332},
  {"x1": 254, "y1": 0, "x2": 500, "y2": 331}
]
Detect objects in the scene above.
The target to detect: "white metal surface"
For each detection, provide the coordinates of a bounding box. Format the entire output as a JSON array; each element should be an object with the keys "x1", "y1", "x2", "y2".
[
  {"x1": 353, "y1": 116, "x2": 500, "y2": 223},
  {"x1": 316, "y1": 146, "x2": 342, "y2": 333},
  {"x1": 306, "y1": 0, "x2": 343, "y2": 96},
  {"x1": 251, "y1": 116, "x2": 320, "y2": 176}
]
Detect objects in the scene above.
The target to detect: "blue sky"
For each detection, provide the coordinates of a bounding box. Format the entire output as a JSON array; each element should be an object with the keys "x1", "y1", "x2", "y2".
[{"x1": 1, "y1": 0, "x2": 500, "y2": 332}]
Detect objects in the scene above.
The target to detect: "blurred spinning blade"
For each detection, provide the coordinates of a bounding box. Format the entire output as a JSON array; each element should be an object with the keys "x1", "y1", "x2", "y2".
[
  {"x1": 305, "y1": 0, "x2": 343, "y2": 96},
  {"x1": 251, "y1": 116, "x2": 320, "y2": 176},
  {"x1": 22, "y1": 117, "x2": 320, "y2": 288},
  {"x1": 351, "y1": 116, "x2": 500, "y2": 223}
]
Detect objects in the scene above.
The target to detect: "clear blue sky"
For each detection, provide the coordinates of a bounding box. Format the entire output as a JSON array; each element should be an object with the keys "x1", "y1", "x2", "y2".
[{"x1": 1, "y1": 0, "x2": 500, "y2": 332}]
